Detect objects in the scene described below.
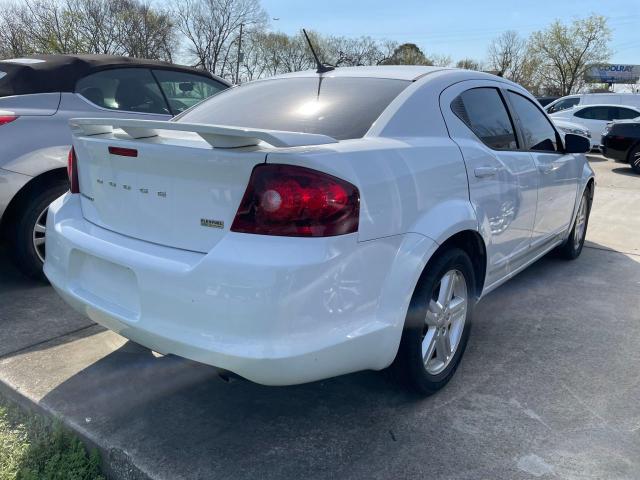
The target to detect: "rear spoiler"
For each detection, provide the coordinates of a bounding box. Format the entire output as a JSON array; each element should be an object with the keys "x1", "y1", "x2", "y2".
[{"x1": 69, "y1": 118, "x2": 338, "y2": 149}]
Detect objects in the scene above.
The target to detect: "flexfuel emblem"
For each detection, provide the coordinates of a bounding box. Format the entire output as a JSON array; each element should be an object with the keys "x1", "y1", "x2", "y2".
[{"x1": 201, "y1": 218, "x2": 224, "y2": 229}]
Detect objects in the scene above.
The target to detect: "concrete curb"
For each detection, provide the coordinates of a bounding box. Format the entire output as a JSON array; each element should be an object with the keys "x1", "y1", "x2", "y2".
[{"x1": 0, "y1": 378, "x2": 152, "y2": 480}]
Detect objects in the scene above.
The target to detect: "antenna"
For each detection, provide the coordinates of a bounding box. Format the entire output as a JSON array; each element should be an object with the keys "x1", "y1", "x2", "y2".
[{"x1": 302, "y1": 29, "x2": 335, "y2": 74}]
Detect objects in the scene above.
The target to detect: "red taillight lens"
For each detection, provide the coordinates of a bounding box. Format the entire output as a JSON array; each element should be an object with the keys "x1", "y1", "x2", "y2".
[
  {"x1": 108, "y1": 146, "x2": 138, "y2": 157},
  {"x1": 231, "y1": 164, "x2": 359, "y2": 237},
  {"x1": 67, "y1": 147, "x2": 79, "y2": 194},
  {"x1": 0, "y1": 115, "x2": 18, "y2": 126}
]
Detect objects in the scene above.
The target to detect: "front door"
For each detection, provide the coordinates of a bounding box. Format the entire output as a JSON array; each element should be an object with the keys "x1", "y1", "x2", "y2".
[{"x1": 505, "y1": 91, "x2": 579, "y2": 245}]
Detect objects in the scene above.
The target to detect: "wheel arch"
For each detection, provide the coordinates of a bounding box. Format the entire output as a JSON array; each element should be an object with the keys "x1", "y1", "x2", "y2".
[{"x1": 0, "y1": 167, "x2": 68, "y2": 236}]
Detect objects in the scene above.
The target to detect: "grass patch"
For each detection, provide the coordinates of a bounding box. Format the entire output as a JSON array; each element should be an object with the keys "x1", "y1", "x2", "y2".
[{"x1": 0, "y1": 396, "x2": 104, "y2": 480}]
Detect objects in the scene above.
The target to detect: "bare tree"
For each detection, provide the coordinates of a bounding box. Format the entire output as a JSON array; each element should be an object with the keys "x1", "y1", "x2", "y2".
[
  {"x1": 65, "y1": 0, "x2": 122, "y2": 55},
  {"x1": 173, "y1": 0, "x2": 267, "y2": 79},
  {"x1": 529, "y1": 15, "x2": 611, "y2": 95},
  {"x1": 118, "y1": 0, "x2": 176, "y2": 61},
  {"x1": 487, "y1": 30, "x2": 528, "y2": 80},
  {"x1": 0, "y1": 2, "x2": 34, "y2": 57}
]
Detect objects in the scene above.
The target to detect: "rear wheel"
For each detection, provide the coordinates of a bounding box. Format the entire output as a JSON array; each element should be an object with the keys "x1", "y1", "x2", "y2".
[
  {"x1": 391, "y1": 248, "x2": 475, "y2": 394},
  {"x1": 8, "y1": 180, "x2": 69, "y2": 280},
  {"x1": 628, "y1": 145, "x2": 640, "y2": 174}
]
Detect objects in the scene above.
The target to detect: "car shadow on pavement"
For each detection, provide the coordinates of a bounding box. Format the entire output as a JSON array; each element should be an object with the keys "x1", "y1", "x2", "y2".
[
  {"x1": 612, "y1": 166, "x2": 638, "y2": 177},
  {"x1": 30, "y1": 242, "x2": 640, "y2": 479}
]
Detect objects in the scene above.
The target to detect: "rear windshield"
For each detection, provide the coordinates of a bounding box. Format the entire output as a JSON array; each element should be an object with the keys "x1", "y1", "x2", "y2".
[{"x1": 177, "y1": 77, "x2": 410, "y2": 140}]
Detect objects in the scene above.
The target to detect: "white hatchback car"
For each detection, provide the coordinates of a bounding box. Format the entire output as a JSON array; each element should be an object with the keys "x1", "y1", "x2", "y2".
[
  {"x1": 45, "y1": 66, "x2": 594, "y2": 393},
  {"x1": 550, "y1": 104, "x2": 640, "y2": 149}
]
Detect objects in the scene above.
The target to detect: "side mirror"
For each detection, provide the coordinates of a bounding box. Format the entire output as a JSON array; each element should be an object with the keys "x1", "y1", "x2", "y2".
[{"x1": 564, "y1": 133, "x2": 590, "y2": 154}]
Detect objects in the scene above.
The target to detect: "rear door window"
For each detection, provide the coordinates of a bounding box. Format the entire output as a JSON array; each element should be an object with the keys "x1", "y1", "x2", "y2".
[
  {"x1": 151, "y1": 70, "x2": 226, "y2": 115},
  {"x1": 177, "y1": 77, "x2": 410, "y2": 140},
  {"x1": 507, "y1": 91, "x2": 560, "y2": 152},
  {"x1": 76, "y1": 68, "x2": 170, "y2": 114},
  {"x1": 451, "y1": 87, "x2": 518, "y2": 150},
  {"x1": 614, "y1": 107, "x2": 640, "y2": 120}
]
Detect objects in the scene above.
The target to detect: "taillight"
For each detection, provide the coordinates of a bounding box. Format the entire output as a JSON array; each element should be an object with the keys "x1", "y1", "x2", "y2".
[
  {"x1": 108, "y1": 146, "x2": 138, "y2": 157},
  {"x1": 0, "y1": 115, "x2": 18, "y2": 126},
  {"x1": 231, "y1": 164, "x2": 359, "y2": 237},
  {"x1": 67, "y1": 147, "x2": 79, "y2": 194}
]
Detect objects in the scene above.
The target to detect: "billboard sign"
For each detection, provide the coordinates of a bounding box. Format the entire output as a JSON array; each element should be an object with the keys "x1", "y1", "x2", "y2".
[{"x1": 585, "y1": 64, "x2": 640, "y2": 84}]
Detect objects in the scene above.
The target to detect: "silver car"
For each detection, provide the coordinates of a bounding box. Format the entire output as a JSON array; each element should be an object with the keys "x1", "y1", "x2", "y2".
[{"x1": 0, "y1": 55, "x2": 229, "y2": 279}]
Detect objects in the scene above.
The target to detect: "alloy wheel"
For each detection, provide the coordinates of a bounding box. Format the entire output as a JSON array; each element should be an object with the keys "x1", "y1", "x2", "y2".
[
  {"x1": 32, "y1": 205, "x2": 48, "y2": 263},
  {"x1": 422, "y1": 269, "x2": 468, "y2": 375},
  {"x1": 573, "y1": 195, "x2": 587, "y2": 250}
]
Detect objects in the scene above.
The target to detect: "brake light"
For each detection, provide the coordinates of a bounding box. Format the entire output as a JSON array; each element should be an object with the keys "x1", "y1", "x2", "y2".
[
  {"x1": 108, "y1": 146, "x2": 138, "y2": 157},
  {"x1": 231, "y1": 164, "x2": 359, "y2": 237},
  {"x1": 0, "y1": 115, "x2": 17, "y2": 126},
  {"x1": 67, "y1": 147, "x2": 79, "y2": 194}
]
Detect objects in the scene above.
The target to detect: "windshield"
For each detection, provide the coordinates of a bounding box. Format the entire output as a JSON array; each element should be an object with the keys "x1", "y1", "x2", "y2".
[{"x1": 177, "y1": 77, "x2": 411, "y2": 140}]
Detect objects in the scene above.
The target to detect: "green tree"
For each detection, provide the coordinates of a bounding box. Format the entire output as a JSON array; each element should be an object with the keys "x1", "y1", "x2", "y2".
[
  {"x1": 381, "y1": 43, "x2": 431, "y2": 65},
  {"x1": 529, "y1": 15, "x2": 611, "y2": 95}
]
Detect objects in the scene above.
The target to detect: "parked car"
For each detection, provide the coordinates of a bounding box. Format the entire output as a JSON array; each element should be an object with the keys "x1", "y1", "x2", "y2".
[
  {"x1": 0, "y1": 54, "x2": 230, "y2": 279},
  {"x1": 545, "y1": 92, "x2": 640, "y2": 114},
  {"x1": 536, "y1": 96, "x2": 560, "y2": 107},
  {"x1": 551, "y1": 119, "x2": 591, "y2": 140},
  {"x1": 45, "y1": 66, "x2": 594, "y2": 393},
  {"x1": 550, "y1": 104, "x2": 640, "y2": 149},
  {"x1": 601, "y1": 119, "x2": 640, "y2": 174}
]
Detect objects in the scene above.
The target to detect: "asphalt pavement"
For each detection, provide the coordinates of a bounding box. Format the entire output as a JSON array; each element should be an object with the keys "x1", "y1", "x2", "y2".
[{"x1": 1, "y1": 155, "x2": 639, "y2": 480}]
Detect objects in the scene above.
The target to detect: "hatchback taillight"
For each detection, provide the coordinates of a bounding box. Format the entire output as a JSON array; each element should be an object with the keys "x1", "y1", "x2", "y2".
[
  {"x1": 0, "y1": 115, "x2": 17, "y2": 126},
  {"x1": 231, "y1": 164, "x2": 359, "y2": 237},
  {"x1": 67, "y1": 147, "x2": 79, "y2": 194}
]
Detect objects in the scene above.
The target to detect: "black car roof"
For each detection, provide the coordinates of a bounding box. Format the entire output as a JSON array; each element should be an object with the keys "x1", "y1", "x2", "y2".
[{"x1": 0, "y1": 54, "x2": 229, "y2": 97}]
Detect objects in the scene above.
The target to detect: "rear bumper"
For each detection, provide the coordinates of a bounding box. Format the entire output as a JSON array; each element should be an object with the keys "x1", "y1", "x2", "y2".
[{"x1": 44, "y1": 193, "x2": 432, "y2": 385}]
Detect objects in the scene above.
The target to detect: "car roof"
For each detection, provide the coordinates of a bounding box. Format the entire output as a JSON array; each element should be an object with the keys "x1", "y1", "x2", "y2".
[
  {"x1": 572, "y1": 103, "x2": 640, "y2": 110},
  {"x1": 0, "y1": 54, "x2": 229, "y2": 97},
  {"x1": 259, "y1": 65, "x2": 450, "y2": 82}
]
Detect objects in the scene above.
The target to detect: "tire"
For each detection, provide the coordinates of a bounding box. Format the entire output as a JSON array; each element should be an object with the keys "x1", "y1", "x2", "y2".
[
  {"x1": 556, "y1": 187, "x2": 591, "y2": 260},
  {"x1": 391, "y1": 248, "x2": 476, "y2": 395},
  {"x1": 8, "y1": 180, "x2": 69, "y2": 281},
  {"x1": 628, "y1": 145, "x2": 640, "y2": 175}
]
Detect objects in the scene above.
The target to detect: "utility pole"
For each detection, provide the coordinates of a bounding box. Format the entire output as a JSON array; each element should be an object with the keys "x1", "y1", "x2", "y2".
[{"x1": 235, "y1": 23, "x2": 244, "y2": 85}]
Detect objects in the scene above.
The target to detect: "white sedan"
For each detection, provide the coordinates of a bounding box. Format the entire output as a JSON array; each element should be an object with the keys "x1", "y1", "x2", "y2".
[
  {"x1": 550, "y1": 104, "x2": 640, "y2": 148},
  {"x1": 45, "y1": 66, "x2": 594, "y2": 393}
]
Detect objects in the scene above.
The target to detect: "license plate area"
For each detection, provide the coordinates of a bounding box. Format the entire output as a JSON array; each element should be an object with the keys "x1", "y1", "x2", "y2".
[{"x1": 68, "y1": 250, "x2": 141, "y2": 321}]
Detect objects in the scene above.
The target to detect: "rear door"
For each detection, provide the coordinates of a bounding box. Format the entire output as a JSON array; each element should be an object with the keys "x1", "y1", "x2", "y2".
[
  {"x1": 572, "y1": 106, "x2": 610, "y2": 145},
  {"x1": 505, "y1": 90, "x2": 579, "y2": 245},
  {"x1": 440, "y1": 81, "x2": 538, "y2": 286}
]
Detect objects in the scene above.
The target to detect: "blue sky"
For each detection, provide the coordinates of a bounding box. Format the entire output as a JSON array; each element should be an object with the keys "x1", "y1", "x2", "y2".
[{"x1": 260, "y1": 0, "x2": 640, "y2": 64}]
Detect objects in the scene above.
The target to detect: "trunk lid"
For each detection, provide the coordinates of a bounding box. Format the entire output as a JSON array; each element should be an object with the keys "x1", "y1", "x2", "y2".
[{"x1": 70, "y1": 118, "x2": 337, "y2": 253}]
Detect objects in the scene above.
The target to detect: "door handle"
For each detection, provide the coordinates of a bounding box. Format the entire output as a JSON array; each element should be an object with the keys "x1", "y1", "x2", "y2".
[
  {"x1": 539, "y1": 162, "x2": 563, "y2": 174},
  {"x1": 474, "y1": 166, "x2": 498, "y2": 178}
]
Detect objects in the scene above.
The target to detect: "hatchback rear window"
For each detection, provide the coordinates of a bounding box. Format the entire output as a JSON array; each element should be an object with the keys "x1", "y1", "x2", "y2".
[{"x1": 177, "y1": 77, "x2": 410, "y2": 140}]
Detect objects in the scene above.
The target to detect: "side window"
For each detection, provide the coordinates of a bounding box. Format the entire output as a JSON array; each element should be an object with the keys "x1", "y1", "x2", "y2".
[
  {"x1": 575, "y1": 107, "x2": 609, "y2": 121},
  {"x1": 548, "y1": 97, "x2": 579, "y2": 113},
  {"x1": 152, "y1": 70, "x2": 227, "y2": 115},
  {"x1": 614, "y1": 107, "x2": 640, "y2": 120},
  {"x1": 451, "y1": 87, "x2": 518, "y2": 150},
  {"x1": 507, "y1": 91, "x2": 560, "y2": 152},
  {"x1": 76, "y1": 68, "x2": 170, "y2": 114}
]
